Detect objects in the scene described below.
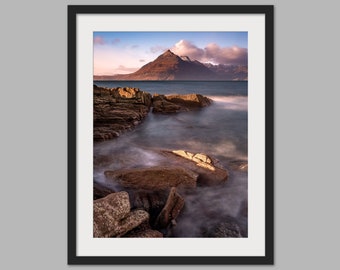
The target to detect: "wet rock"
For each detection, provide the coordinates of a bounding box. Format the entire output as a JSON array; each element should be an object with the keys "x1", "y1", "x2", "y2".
[
  {"x1": 93, "y1": 192, "x2": 149, "y2": 237},
  {"x1": 228, "y1": 160, "x2": 248, "y2": 172},
  {"x1": 155, "y1": 187, "x2": 185, "y2": 228},
  {"x1": 160, "y1": 150, "x2": 228, "y2": 186},
  {"x1": 207, "y1": 221, "x2": 243, "y2": 238},
  {"x1": 104, "y1": 166, "x2": 198, "y2": 190},
  {"x1": 129, "y1": 190, "x2": 168, "y2": 216},
  {"x1": 93, "y1": 86, "x2": 152, "y2": 141},
  {"x1": 152, "y1": 93, "x2": 212, "y2": 113},
  {"x1": 122, "y1": 221, "x2": 163, "y2": 238},
  {"x1": 93, "y1": 181, "x2": 115, "y2": 200}
]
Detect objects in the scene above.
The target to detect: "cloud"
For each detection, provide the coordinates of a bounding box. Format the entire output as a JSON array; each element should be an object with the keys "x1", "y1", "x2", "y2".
[
  {"x1": 171, "y1": 40, "x2": 205, "y2": 61},
  {"x1": 93, "y1": 36, "x2": 105, "y2": 45},
  {"x1": 150, "y1": 45, "x2": 167, "y2": 53},
  {"x1": 171, "y1": 39, "x2": 247, "y2": 65},
  {"x1": 205, "y1": 43, "x2": 248, "y2": 65},
  {"x1": 115, "y1": 65, "x2": 138, "y2": 73},
  {"x1": 112, "y1": 38, "x2": 120, "y2": 45},
  {"x1": 139, "y1": 59, "x2": 146, "y2": 62}
]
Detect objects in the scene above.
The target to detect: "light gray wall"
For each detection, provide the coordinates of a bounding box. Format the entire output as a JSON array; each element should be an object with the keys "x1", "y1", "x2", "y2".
[{"x1": 1, "y1": 0, "x2": 339, "y2": 269}]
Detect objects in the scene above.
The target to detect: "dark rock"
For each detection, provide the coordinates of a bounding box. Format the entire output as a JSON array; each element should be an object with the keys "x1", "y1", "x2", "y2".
[
  {"x1": 155, "y1": 187, "x2": 185, "y2": 229},
  {"x1": 203, "y1": 218, "x2": 243, "y2": 238},
  {"x1": 93, "y1": 181, "x2": 115, "y2": 200},
  {"x1": 122, "y1": 221, "x2": 163, "y2": 238},
  {"x1": 93, "y1": 86, "x2": 152, "y2": 142},
  {"x1": 93, "y1": 192, "x2": 149, "y2": 237},
  {"x1": 104, "y1": 166, "x2": 198, "y2": 190},
  {"x1": 159, "y1": 150, "x2": 228, "y2": 186},
  {"x1": 208, "y1": 221, "x2": 242, "y2": 238}
]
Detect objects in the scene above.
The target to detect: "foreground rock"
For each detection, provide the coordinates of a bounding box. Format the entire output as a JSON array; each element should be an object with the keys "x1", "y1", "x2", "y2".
[
  {"x1": 152, "y1": 93, "x2": 212, "y2": 113},
  {"x1": 155, "y1": 187, "x2": 185, "y2": 229},
  {"x1": 104, "y1": 166, "x2": 198, "y2": 190},
  {"x1": 93, "y1": 191, "x2": 149, "y2": 237},
  {"x1": 159, "y1": 150, "x2": 228, "y2": 186},
  {"x1": 93, "y1": 85, "x2": 152, "y2": 141},
  {"x1": 122, "y1": 221, "x2": 163, "y2": 238},
  {"x1": 93, "y1": 181, "x2": 115, "y2": 200},
  {"x1": 204, "y1": 220, "x2": 243, "y2": 238}
]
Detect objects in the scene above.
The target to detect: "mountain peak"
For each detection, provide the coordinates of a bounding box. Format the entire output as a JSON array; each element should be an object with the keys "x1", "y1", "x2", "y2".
[{"x1": 161, "y1": 49, "x2": 175, "y2": 56}]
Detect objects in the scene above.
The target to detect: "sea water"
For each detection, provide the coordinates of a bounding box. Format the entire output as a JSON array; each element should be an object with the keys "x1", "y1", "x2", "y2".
[{"x1": 93, "y1": 81, "x2": 248, "y2": 237}]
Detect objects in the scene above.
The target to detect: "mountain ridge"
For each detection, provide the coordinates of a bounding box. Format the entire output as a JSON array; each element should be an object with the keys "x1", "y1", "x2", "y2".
[{"x1": 94, "y1": 50, "x2": 247, "y2": 81}]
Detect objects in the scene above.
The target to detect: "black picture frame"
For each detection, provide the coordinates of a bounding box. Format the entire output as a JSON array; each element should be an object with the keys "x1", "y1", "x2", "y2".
[{"x1": 68, "y1": 5, "x2": 274, "y2": 265}]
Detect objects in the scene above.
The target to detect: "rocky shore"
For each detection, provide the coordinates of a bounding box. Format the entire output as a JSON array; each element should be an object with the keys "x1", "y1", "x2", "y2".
[
  {"x1": 93, "y1": 85, "x2": 247, "y2": 238},
  {"x1": 93, "y1": 85, "x2": 212, "y2": 141}
]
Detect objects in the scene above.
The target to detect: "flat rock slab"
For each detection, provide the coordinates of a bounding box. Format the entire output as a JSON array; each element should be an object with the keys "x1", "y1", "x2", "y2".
[{"x1": 105, "y1": 166, "x2": 198, "y2": 191}]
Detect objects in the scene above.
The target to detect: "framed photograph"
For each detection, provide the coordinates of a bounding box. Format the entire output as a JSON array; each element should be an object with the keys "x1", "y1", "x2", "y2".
[{"x1": 68, "y1": 5, "x2": 274, "y2": 265}]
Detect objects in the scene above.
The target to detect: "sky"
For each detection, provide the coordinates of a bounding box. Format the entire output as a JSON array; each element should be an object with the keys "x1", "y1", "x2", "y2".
[{"x1": 93, "y1": 32, "x2": 248, "y2": 75}]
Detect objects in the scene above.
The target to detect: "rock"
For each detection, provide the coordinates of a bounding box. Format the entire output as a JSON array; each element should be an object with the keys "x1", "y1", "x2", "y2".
[
  {"x1": 93, "y1": 85, "x2": 152, "y2": 141},
  {"x1": 206, "y1": 221, "x2": 243, "y2": 238},
  {"x1": 160, "y1": 150, "x2": 228, "y2": 186},
  {"x1": 124, "y1": 228, "x2": 163, "y2": 238},
  {"x1": 166, "y1": 93, "x2": 212, "y2": 108},
  {"x1": 228, "y1": 160, "x2": 248, "y2": 172},
  {"x1": 104, "y1": 166, "x2": 198, "y2": 190},
  {"x1": 129, "y1": 189, "x2": 168, "y2": 214},
  {"x1": 93, "y1": 192, "x2": 149, "y2": 237},
  {"x1": 93, "y1": 181, "x2": 115, "y2": 200},
  {"x1": 122, "y1": 221, "x2": 163, "y2": 238},
  {"x1": 155, "y1": 187, "x2": 185, "y2": 228},
  {"x1": 152, "y1": 93, "x2": 212, "y2": 113}
]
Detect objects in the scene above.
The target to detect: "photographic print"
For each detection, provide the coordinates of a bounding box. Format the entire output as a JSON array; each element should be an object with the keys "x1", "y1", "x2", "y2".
[{"x1": 68, "y1": 5, "x2": 273, "y2": 264}]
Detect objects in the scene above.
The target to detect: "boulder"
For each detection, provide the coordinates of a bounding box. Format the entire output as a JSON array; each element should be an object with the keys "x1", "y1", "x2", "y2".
[
  {"x1": 205, "y1": 221, "x2": 243, "y2": 238},
  {"x1": 124, "y1": 229, "x2": 163, "y2": 238},
  {"x1": 129, "y1": 189, "x2": 168, "y2": 215},
  {"x1": 152, "y1": 93, "x2": 212, "y2": 113},
  {"x1": 93, "y1": 192, "x2": 149, "y2": 237},
  {"x1": 160, "y1": 150, "x2": 228, "y2": 186},
  {"x1": 154, "y1": 187, "x2": 185, "y2": 228},
  {"x1": 104, "y1": 166, "x2": 198, "y2": 190},
  {"x1": 122, "y1": 221, "x2": 163, "y2": 238}
]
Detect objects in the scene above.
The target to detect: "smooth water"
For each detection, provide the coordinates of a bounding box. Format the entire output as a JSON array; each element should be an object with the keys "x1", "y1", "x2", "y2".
[{"x1": 93, "y1": 81, "x2": 248, "y2": 237}]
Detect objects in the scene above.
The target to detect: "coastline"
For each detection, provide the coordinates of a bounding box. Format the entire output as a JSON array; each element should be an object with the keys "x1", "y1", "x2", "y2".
[{"x1": 93, "y1": 84, "x2": 248, "y2": 238}]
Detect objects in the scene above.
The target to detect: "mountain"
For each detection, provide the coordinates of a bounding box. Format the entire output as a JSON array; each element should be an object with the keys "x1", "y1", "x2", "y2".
[
  {"x1": 204, "y1": 63, "x2": 248, "y2": 81},
  {"x1": 94, "y1": 50, "x2": 247, "y2": 81}
]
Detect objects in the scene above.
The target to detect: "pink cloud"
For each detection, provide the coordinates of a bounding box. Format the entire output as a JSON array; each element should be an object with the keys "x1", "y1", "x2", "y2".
[
  {"x1": 115, "y1": 65, "x2": 138, "y2": 74},
  {"x1": 171, "y1": 39, "x2": 247, "y2": 65},
  {"x1": 150, "y1": 45, "x2": 167, "y2": 53},
  {"x1": 94, "y1": 36, "x2": 105, "y2": 45},
  {"x1": 205, "y1": 43, "x2": 247, "y2": 65},
  {"x1": 171, "y1": 40, "x2": 205, "y2": 61},
  {"x1": 112, "y1": 38, "x2": 120, "y2": 45}
]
